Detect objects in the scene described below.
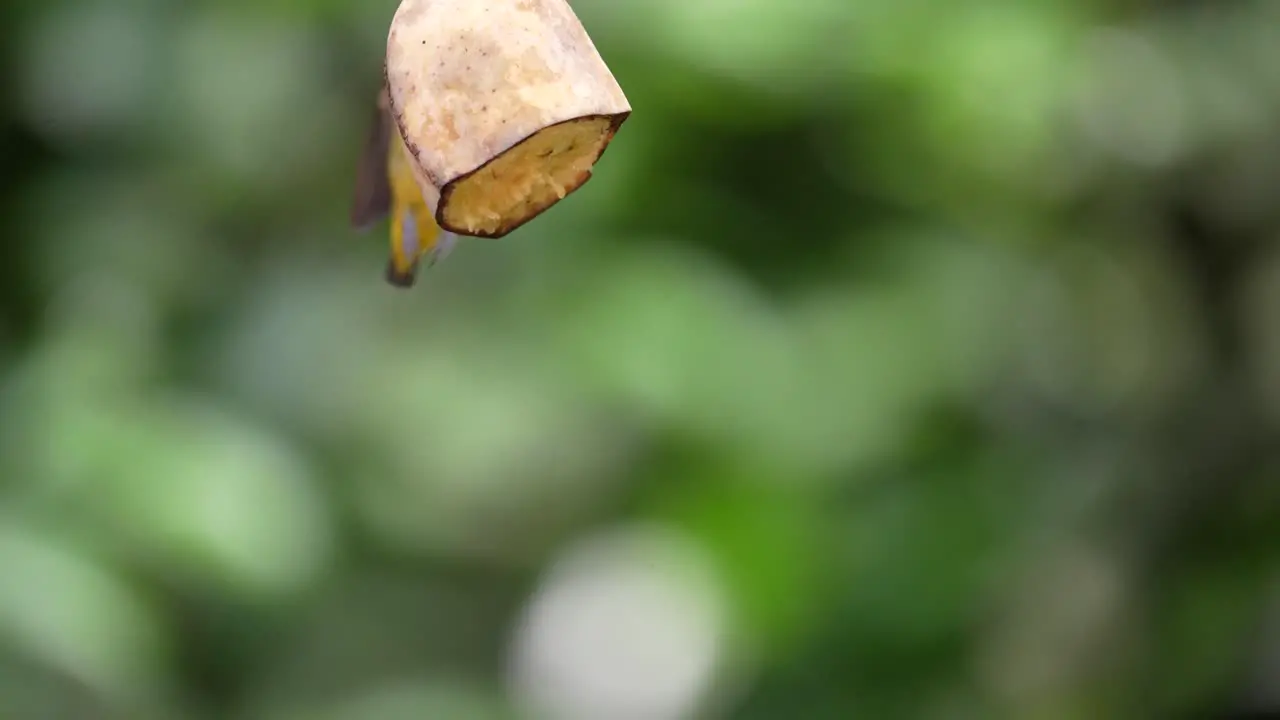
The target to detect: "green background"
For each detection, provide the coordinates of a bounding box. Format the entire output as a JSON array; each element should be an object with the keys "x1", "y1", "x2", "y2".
[{"x1": 0, "y1": 0, "x2": 1278, "y2": 718}]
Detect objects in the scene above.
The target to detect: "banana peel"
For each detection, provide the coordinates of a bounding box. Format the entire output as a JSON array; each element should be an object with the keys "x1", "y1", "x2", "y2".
[{"x1": 352, "y1": 0, "x2": 630, "y2": 287}]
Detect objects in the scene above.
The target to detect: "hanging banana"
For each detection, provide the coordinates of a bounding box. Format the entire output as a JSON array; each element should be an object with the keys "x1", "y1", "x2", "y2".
[{"x1": 352, "y1": 0, "x2": 631, "y2": 288}]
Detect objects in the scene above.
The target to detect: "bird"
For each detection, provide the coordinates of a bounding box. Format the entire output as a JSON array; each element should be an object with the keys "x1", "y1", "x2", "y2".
[{"x1": 350, "y1": 85, "x2": 457, "y2": 288}]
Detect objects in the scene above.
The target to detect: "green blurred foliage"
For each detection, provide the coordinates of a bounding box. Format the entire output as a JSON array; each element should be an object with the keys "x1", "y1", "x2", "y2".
[{"x1": 1, "y1": 0, "x2": 1279, "y2": 718}]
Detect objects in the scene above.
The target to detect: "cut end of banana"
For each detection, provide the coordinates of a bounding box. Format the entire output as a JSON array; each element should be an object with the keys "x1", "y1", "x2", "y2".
[
  {"x1": 384, "y1": 0, "x2": 631, "y2": 240},
  {"x1": 438, "y1": 114, "x2": 625, "y2": 237}
]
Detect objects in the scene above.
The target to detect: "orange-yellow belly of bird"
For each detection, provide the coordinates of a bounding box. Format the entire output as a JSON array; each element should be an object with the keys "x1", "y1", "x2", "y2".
[{"x1": 385, "y1": 130, "x2": 452, "y2": 287}]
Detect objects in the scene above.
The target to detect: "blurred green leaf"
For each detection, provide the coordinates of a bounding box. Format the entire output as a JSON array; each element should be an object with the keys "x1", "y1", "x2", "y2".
[{"x1": 0, "y1": 521, "x2": 169, "y2": 703}]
